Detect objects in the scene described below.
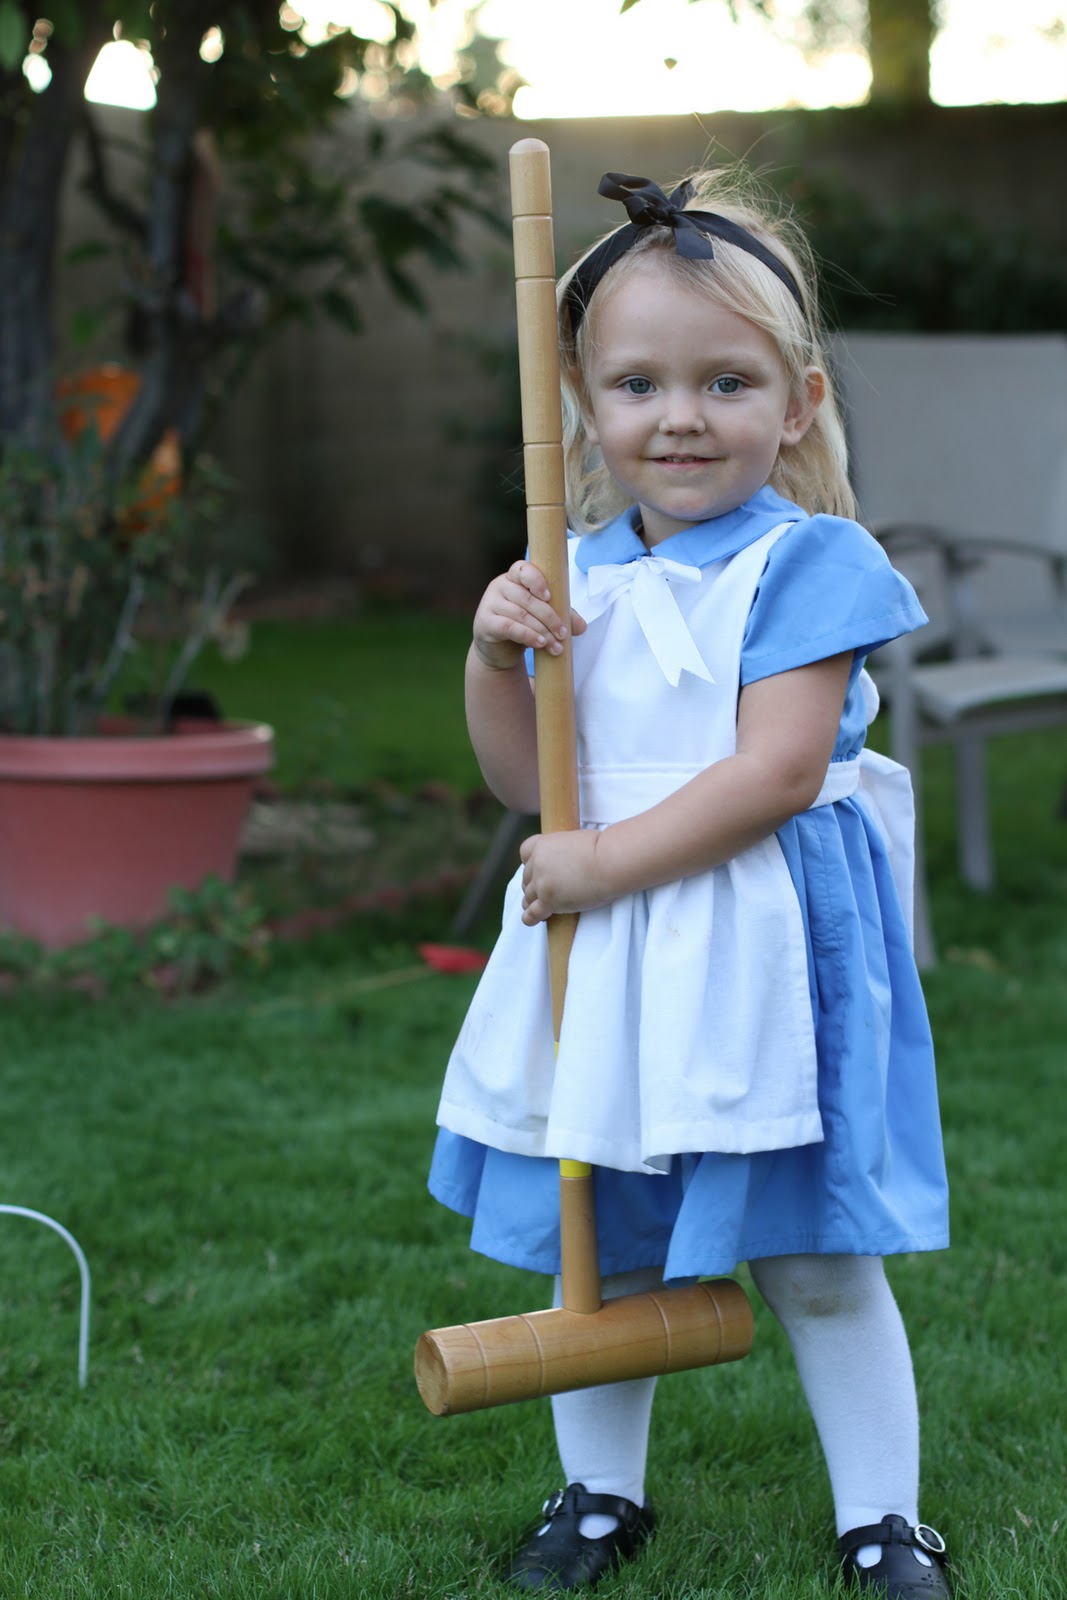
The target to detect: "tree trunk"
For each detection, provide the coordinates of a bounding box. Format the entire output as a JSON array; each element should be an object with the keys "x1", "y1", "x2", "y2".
[
  {"x1": 0, "y1": 33, "x2": 107, "y2": 442},
  {"x1": 866, "y1": 0, "x2": 934, "y2": 105},
  {"x1": 109, "y1": 9, "x2": 211, "y2": 478}
]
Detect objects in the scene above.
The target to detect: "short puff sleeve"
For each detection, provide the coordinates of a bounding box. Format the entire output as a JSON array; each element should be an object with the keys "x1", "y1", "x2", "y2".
[{"x1": 741, "y1": 515, "x2": 927, "y2": 685}]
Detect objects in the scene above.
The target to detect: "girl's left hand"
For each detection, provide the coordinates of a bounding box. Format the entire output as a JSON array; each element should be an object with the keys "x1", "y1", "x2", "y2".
[{"x1": 519, "y1": 830, "x2": 607, "y2": 925}]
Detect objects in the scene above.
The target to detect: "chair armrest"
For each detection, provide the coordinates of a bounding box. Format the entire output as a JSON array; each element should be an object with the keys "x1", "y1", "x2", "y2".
[
  {"x1": 873, "y1": 521, "x2": 1066, "y2": 572},
  {"x1": 872, "y1": 521, "x2": 1067, "y2": 654}
]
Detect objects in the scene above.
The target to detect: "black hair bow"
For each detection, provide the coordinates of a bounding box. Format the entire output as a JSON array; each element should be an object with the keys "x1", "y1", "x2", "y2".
[
  {"x1": 597, "y1": 173, "x2": 715, "y2": 260},
  {"x1": 562, "y1": 170, "x2": 808, "y2": 336}
]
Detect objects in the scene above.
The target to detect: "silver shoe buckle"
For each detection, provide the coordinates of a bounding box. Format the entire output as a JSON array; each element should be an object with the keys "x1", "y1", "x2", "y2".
[
  {"x1": 542, "y1": 1489, "x2": 565, "y2": 1519},
  {"x1": 915, "y1": 1524, "x2": 947, "y2": 1556}
]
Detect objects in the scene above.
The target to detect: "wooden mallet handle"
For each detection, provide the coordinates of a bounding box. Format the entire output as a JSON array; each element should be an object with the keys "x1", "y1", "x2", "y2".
[
  {"x1": 509, "y1": 137, "x2": 599, "y2": 1316},
  {"x1": 413, "y1": 142, "x2": 756, "y2": 1415},
  {"x1": 509, "y1": 137, "x2": 578, "y2": 1004}
]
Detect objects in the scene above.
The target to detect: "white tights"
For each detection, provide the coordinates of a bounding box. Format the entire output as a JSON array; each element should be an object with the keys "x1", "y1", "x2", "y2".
[{"x1": 550, "y1": 1254, "x2": 921, "y2": 1543}]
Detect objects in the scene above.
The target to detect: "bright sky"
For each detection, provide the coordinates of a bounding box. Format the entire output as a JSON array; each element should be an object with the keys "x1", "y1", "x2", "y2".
[{"x1": 55, "y1": 0, "x2": 1067, "y2": 114}]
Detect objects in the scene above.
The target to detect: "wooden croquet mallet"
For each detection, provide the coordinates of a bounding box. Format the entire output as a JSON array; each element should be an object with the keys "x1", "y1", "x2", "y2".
[{"x1": 414, "y1": 138, "x2": 753, "y2": 1417}]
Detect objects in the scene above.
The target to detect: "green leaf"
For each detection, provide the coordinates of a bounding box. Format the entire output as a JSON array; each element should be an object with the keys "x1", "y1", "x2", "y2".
[
  {"x1": 63, "y1": 239, "x2": 112, "y2": 267},
  {"x1": 113, "y1": 0, "x2": 154, "y2": 44},
  {"x1": 0, "y1": 0, "x2": 27, "y2": 72},
  {"x1": 407, "y1": 125, "x2": 497, "y2": 178},
  {"x1": 67, "y1": 304, "x2": 119, "y2": 348},
  {"x1": 384, "y1": 3, "x2": 416, "y2": 44},
  {"x1": 41, "y1": 0, "x2": 84, "y2": 44},
  {"x1": 620, "y1": 0, "x2": 642, "y2": 11},
  {"x1": 319, "y1": 287, "x2": 363, "y2": 334},
  {"x1": 381, "y1": 261, "x2": 426, "y2": 314},
  {"x1": 432, "y1": 185, "x2": 508, "y2": 238}
]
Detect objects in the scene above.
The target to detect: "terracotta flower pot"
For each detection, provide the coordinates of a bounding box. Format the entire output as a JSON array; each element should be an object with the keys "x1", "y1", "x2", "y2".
[{"x1": 0, "y1": 720, "x2": 274, "y2": 948}]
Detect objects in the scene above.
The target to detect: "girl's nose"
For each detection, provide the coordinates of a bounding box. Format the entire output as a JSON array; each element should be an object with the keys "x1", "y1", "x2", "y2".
[{"x1": 658, "y1": 396, "x2": 706, "y2": 434}]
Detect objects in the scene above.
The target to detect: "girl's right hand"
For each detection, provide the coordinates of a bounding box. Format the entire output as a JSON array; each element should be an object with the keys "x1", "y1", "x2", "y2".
[{"x1": 472, "y1": 559, "x2": 586, "y2": 671}]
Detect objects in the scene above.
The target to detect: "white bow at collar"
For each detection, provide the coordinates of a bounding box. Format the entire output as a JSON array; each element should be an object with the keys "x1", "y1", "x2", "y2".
[{"x1": 583, "y1": 557, "x2": 714, "y2": 687}]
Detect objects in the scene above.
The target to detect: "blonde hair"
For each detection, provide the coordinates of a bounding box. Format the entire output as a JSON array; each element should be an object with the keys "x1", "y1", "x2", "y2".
[{"x1": 558, "y1": 166, "x2": 856, "y2": 532}]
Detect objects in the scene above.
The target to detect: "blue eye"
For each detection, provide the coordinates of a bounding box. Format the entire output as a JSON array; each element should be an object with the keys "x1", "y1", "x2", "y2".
[
  {"x1": 712, "y1": 376, "x2": 744, "y2": 395},
  {"x1": 622, "y1": 377, "x2": 653, "y2": 395}
]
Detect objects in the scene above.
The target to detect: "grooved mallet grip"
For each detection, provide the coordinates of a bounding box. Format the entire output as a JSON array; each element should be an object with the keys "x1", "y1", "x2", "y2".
[
  {"x1": 510, "y1": 136, "x2": 598, "y2": 1317},
  {"x1": 510, "y1": 136, "x2": 578, "y2": 1015}
]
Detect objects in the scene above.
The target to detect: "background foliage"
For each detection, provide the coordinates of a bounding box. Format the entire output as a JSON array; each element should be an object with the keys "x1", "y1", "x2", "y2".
[
  {"x1": 0, "y1": 2, "x2": 510, "y2": 728},
  {"x1": 0, "y1": 1, "x2": 511, "y2": 467},
  {"x1": 796, "y1": 177, "x2": 1067, "y2": 334}
]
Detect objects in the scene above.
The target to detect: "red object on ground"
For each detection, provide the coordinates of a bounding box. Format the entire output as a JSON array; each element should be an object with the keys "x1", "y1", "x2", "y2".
[
  {"x1": 419, "y1": 943, "x2": 489, "y2": 975},
  {"x1": 0, "y1": 721, "x2": 274, "y2": 948}
]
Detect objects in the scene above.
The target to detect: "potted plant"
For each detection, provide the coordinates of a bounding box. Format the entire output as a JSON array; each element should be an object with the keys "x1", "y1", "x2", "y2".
[
  {"x1": 0, "y1": 387, "x2": 273, "y2": 947},
  {"x1": 0, "y1": 2, "x2": 510, "y2": 946}
]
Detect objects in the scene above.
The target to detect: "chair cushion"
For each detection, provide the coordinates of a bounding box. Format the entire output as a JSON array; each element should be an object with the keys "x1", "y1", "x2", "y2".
[{"x1": 911, "y1": 656, "x2": 1067, "y2": 723}]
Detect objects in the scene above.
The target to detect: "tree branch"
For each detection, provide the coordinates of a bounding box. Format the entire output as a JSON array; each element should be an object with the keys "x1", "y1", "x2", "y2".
[
  {"x1": 79, "y1": 106, "x2": 147, "y2": 239},
  {"x1": 108, "y1": 17, "x2": 212, "y2": 480}
]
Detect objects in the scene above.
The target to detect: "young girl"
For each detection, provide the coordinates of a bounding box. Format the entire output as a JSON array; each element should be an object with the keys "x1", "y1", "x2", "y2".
[{"x1": 428, "y1": 167, "x2": 951, "y2": 1598}]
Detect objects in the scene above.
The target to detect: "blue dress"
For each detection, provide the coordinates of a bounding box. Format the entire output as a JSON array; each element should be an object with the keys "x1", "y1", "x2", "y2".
[{"x1": 429, "y1": 485, "x2": 949, "y2": 1283}]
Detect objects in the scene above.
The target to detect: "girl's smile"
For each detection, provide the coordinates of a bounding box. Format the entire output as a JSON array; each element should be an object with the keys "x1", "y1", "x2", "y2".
[
  {"x1": 582, "y1": 257, "x2": 822, "y2": 547},
  {"x1": 654, "y1": 453, "x2": 719, "y2": 470}
]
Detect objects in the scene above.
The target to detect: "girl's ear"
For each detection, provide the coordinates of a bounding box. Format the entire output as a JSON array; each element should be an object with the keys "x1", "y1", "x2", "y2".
[{"x1": 781, "y1": 366, "x2": 825, "y2": 446}]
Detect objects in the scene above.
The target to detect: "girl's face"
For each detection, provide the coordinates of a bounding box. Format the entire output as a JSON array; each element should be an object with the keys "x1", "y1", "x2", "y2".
[{"x1": 582, "y1": 256, "x2": 823, "y2": 546}]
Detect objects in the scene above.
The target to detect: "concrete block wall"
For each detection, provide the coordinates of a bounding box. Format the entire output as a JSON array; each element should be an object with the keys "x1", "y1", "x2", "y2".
[{"x1": 61, "y1": 103, "x2": 1067, "y2": 602}]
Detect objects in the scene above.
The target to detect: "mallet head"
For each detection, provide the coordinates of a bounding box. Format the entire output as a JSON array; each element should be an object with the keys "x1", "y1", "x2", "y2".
[{"x1": 415, "y1": 1277, "x2": 753, "y2": 1416}]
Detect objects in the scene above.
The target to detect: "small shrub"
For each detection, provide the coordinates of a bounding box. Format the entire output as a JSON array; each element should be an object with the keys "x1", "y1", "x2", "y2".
[{"x1": 0, "y1": 877, "x2": 271, "y2": 996}]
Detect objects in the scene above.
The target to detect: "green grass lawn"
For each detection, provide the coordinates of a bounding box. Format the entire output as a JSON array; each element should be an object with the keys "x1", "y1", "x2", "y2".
[
  {"x1": 193, "y1": 615, "x2": 481, "y2": 794},
  {"x1": 1, "y1": 616, "x2": 1065, "y2": 1598}
]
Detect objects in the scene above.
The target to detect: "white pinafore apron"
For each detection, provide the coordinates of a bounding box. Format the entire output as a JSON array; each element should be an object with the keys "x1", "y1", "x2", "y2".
[{"x1": 436, "y1": 524, "x2": 914, "y2": 1175}]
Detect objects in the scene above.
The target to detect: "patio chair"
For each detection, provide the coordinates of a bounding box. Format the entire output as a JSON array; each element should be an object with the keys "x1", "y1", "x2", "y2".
[{"x1": 833, "y1": 333, "x2": 1067, "y2": 966}]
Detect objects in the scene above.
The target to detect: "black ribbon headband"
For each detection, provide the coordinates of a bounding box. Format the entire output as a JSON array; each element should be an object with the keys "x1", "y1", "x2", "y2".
[{"x1": 563, "y1": 172, "x2": 808, "y2": 336}]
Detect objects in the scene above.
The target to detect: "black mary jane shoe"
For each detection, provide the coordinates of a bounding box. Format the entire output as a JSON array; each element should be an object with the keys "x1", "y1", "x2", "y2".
[
  {"x1": 506, "y1": 1482, "x2": 655, "y2": 1592},
  {"x1": 840, "y1": 1515, "x2": 951, "y2": 1598}
]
